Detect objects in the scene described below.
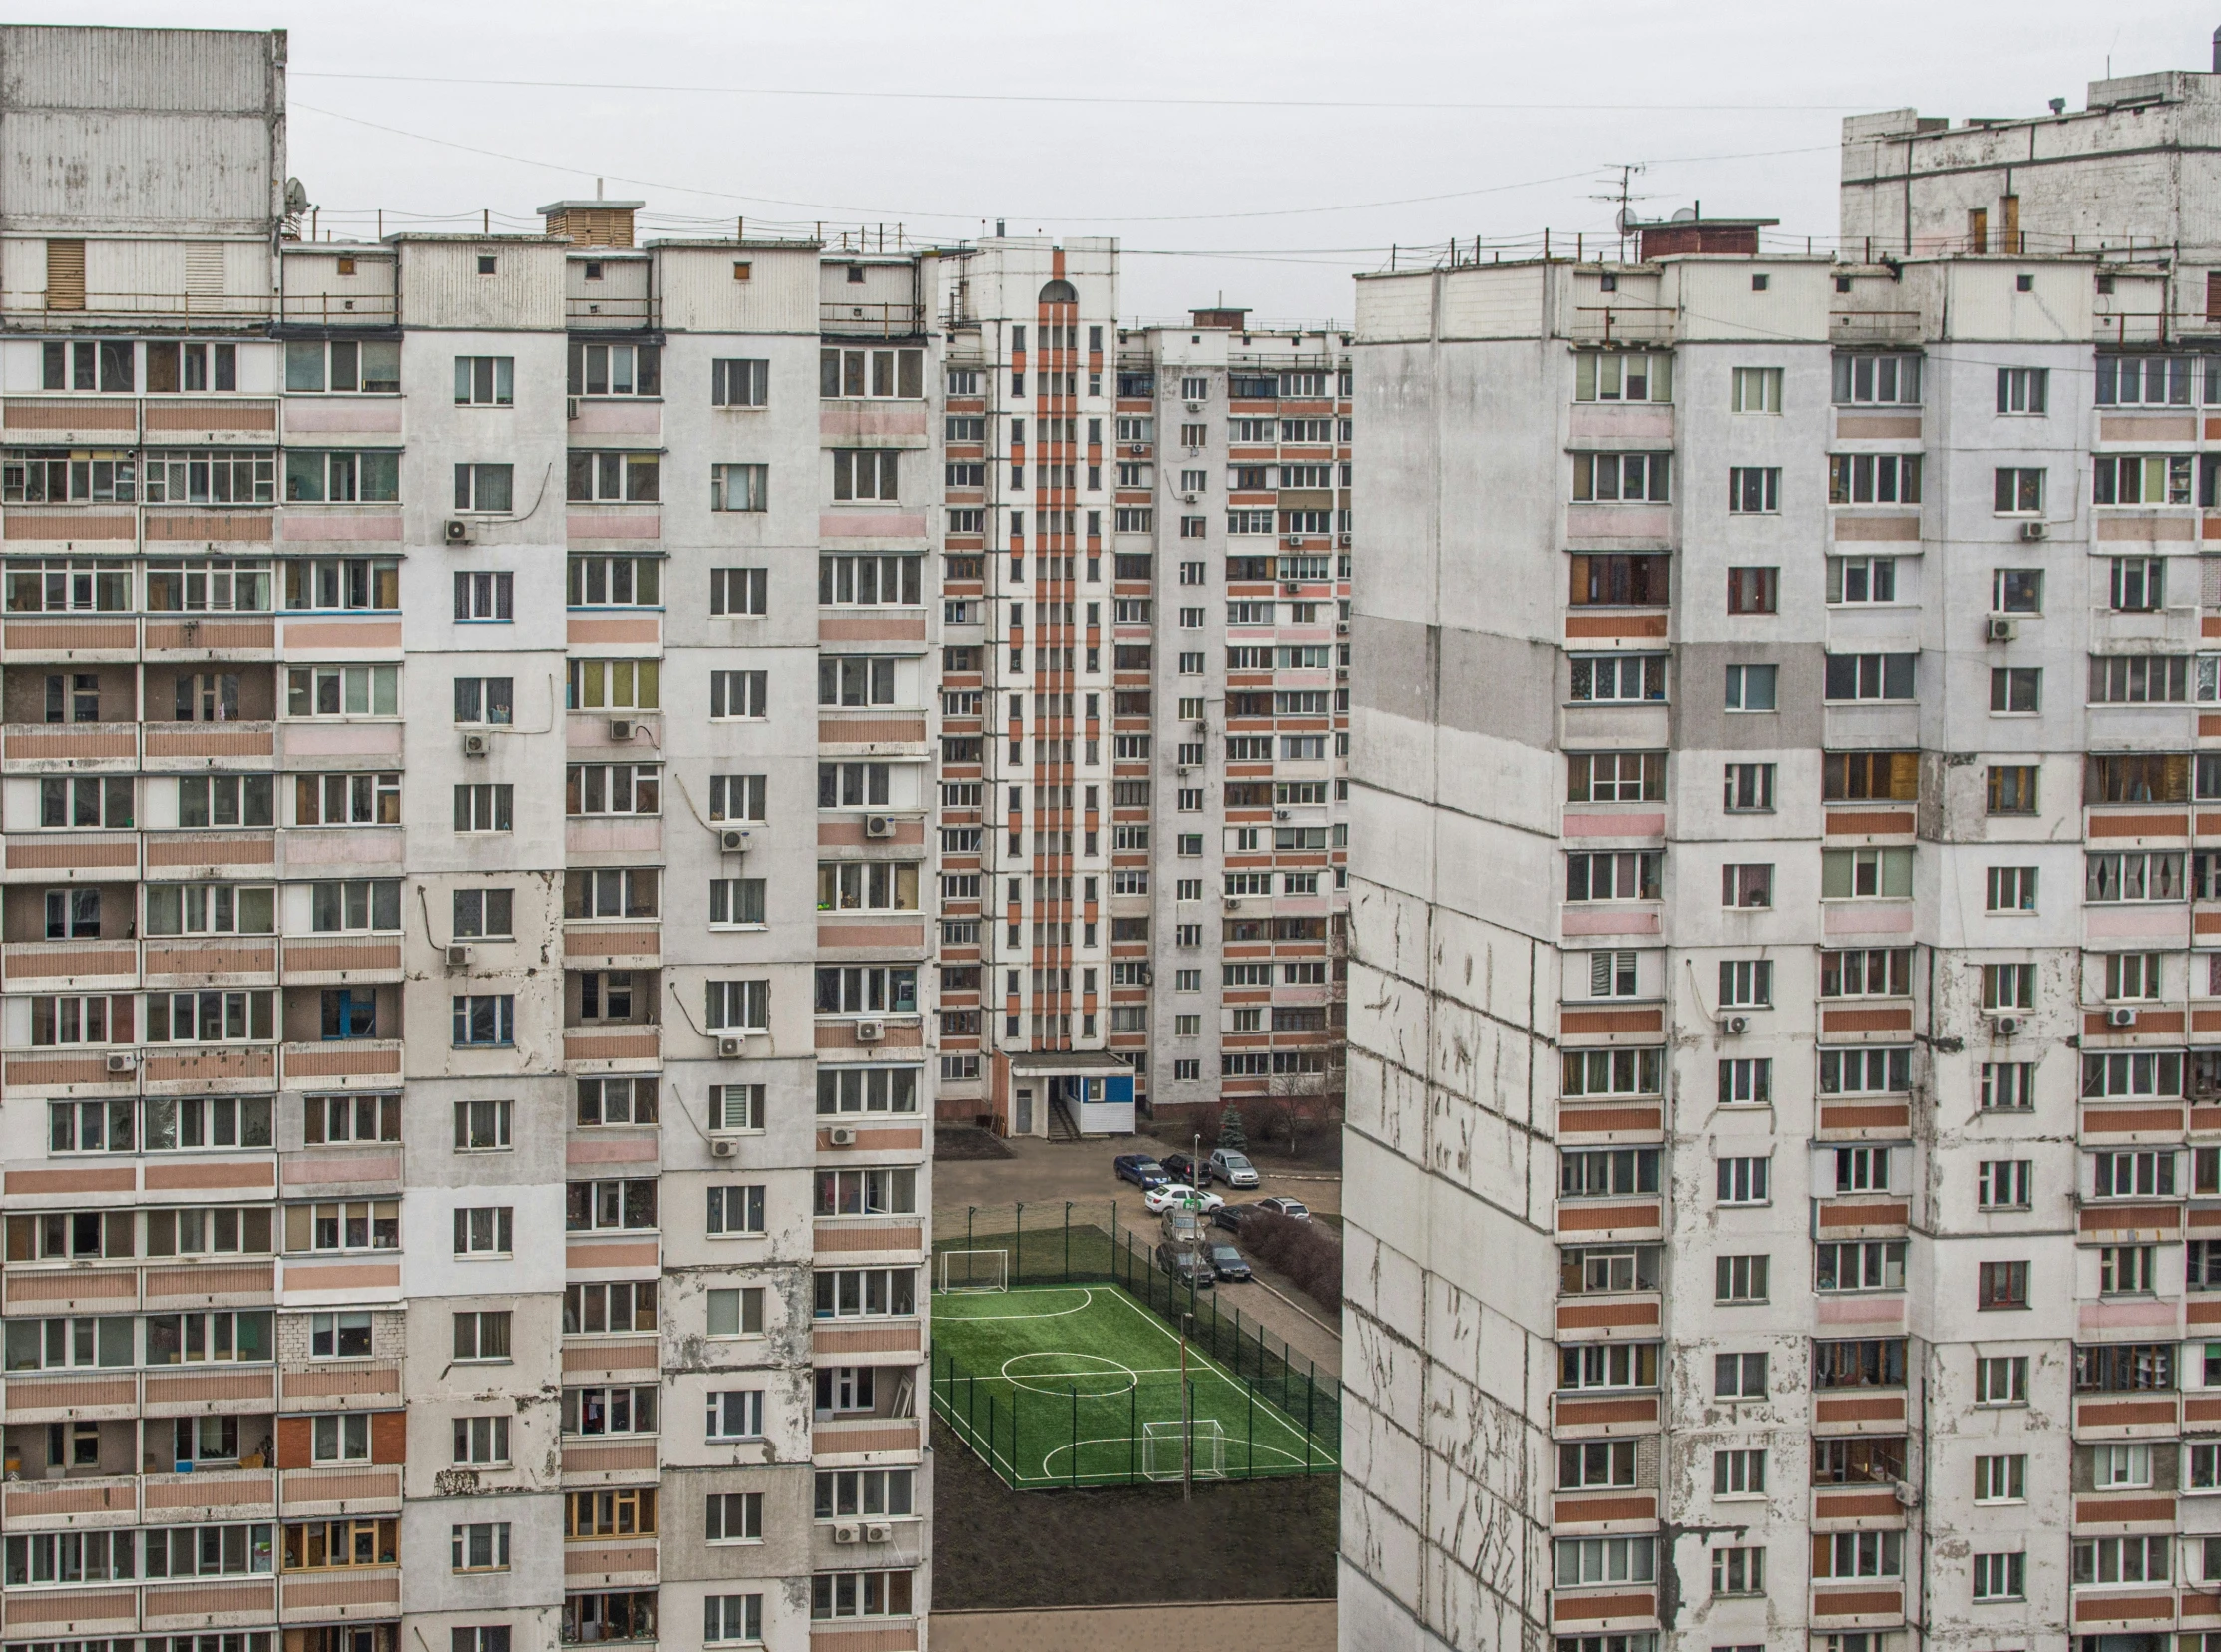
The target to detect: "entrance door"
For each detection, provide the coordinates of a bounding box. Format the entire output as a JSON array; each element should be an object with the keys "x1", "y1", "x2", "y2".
[{"x1": 1015, "y1": 1089, "x2": 1033, "y2": 1134}]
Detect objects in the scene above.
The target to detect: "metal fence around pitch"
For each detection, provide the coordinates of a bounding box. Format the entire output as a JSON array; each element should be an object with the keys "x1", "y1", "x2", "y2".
[{"x1": 928, "y1": 1202, "x2": 1341, "y2": 1488}]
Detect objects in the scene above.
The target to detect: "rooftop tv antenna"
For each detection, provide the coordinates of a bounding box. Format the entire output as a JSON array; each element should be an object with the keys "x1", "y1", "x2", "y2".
[{"x1": 1591, "y1": 163, "x2": 1652, "y2": 261}]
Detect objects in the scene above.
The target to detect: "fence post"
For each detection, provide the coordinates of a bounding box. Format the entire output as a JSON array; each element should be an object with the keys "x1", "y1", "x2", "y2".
[
  {"x1": 1071, "y1": 1383, "x2": 1080, "y2": 1486},
  {"x1": 1014, "y1": 1202, "x2": 1024, "y2": 1284},
  {"x1": 1246, "y1": 1383, "x2": 1256, "y2": 1479},
  {"x1": 1063, "y1": 1200, "x2": 1072, "y2": 1281},
  {"x1": 1011, "y1": 1384, "x2": 1020, "y2": 1485},
  {"x1": 1305, "y1": 1372, "x2": 1316, "y2": 1469},
  {"x1": 966, "y1": 1205, "x2": 975, "y2": 1254},
  {"x1": 987, "y1": 1393, "x2": 998, "y2": 1475},
  {"x1": 1129, "y1": 1379, "x2": 1138, "y2": 1482}
]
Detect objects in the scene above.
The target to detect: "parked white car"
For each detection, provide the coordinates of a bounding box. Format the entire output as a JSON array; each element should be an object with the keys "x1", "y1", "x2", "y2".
[{"x1": 1142, "y1": 1181, "x2": 1225, "y2": 1215}]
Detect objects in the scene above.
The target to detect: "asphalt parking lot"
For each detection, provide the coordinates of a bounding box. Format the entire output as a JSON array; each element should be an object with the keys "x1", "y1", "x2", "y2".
[{"x1": 932, "y1": 1132, "x2": 1342, "y2": 1375}]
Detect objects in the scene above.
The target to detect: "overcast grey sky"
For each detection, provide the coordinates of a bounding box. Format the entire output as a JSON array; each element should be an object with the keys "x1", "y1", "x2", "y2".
[{"x1": 29, "y1": 1, "x2": 2212, "y2": 322}]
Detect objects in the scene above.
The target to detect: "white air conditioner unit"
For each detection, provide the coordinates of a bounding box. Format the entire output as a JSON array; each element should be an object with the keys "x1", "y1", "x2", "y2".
[
  {"x1": 716, "y1": 1035, "x2": 744, "y2": 1057},
  {"x1": 1991, "y1": 1014, "x2": 2021, "y2": 1037},
  {"x1": 855, "y1": 1019, "x2": 886, "y2": 1043},
  {"x1": 1336, "y1": 621, "x2": 1350, "y2": 635},
  {"x1": 566, "y1": 396, "x2": 581, "y2": 421},
  {"x1": 1273, "y1": 808, "x2": 1291, "y2": 820},
  {"x1": 865, "y1": 814, "x2": 895, "y2": 839},
  {"x1": 1892, "y1": 1480, "x2": 1918, "y2": 1508},
  {"x1": 864, "y1": 1523, "x2": 892, "y2": 1544},
  {"x1": 1723, "y1": 1015, "x2": 1750, "y2": 1035},
  {"x1": 829, "y1": 1126, "x2": 859, "y2": 1147},
  {"x1": 608, "y1": 719, "x2": 635, "y2": 742},
  {"x1": 1986, "y1": 618, "x2": 2018, "y2": 643},
  {"x1": 443, "y1": 519, "x2": 470, "y2": 546},
  {"x1": 719, "y1": 828, "x2": 751, "y2": 853},
  {"x1": 1185, "y1": 399, "x2": 1204, "y2": 412},
  {"x1": 1182, "y1": 492, "x2": 1198, "y2": 504},
  {"x1": 1283, "y1": 582, "x2": 1302, "y2": 596},
  {"x1": 1128, "y1": 444, "x2": 1146, "y2": 457},
  {"x1": 104, "y1": 1052, "x2": 135, "y2": 1074},
  {"x1": 461, "y1": 731, "x2": 490, "y2": 757},
  {"x1": 2018, "y1": 520, "x2": 2047, "y2": 540},
  {"x1": 709, "y1": 1138, "x2": 737, "y2": 1159},
  {"x1": 1288, "y1": 535, "x2": 1306, "y2": 548},
  {"x1": 1185, "y1": 445, "x2": 1201, "y2": 458},
  {"x1": 2107, "y1": 1007, "x2": 2140, "y2": 1028},
  {"x1": 1338, "y1": 532, "x2": 1351, "y2": 547},
  {"x1": 446, "y1": 944, "x2": 473, "y2": 969},
  {"x1": 833, "y1": 1523, "x2": 860, "y2": 1545}
]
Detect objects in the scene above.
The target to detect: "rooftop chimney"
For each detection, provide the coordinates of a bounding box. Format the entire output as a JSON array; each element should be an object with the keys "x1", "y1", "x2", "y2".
[
  {"x1": 1190, "y1": 306, "x2": 1248, "y2": 330},
  {"x1": 538, "y1": 199, "x2": 645, "y2": 247}
]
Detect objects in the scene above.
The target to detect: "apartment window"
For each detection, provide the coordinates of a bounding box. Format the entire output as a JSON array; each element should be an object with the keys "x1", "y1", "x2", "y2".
[
  {"x1": 1716, "y1": 1156, "x2": 1770, "y2": 1204},
  {"x1": 293, "y1": 772, "x2": 399, "y2": 829},
  {"x1": 1727, "y1": 467, "x2": 1779, "y2": 513},
  {"x1": 815, "y1": 966, "x2": 916, "y2": 1016},
  {"x1": 449, "y1": 1523, "x2": 511, "y2": 1573},
  {"x1": 145, "y1": 883, "x2": 275, "y2": 937},
  {"x1": 580, "y1": 1076, "x2": 662, "y2": 1127},
  {"x1": 1832, "y1": 353, "x2": 1921, "y2": 404},
  {"x1": 1823, "y1": 847, "x2": 1913, "y2": 900},
  {"x1": 286, "y1": 338, "x2": 400, "y2": 394},
  {"x1": 1987, "y1": 764, "x2": 2038, "y2": 815},
  {"x1": 2073, "y1": 1536, "x2": 2171, "y2": 1586},
  {"x1": 1557, "y1": 1343, "x2": 1658, "y2": 1393},
  {"x1": 452, "y1": 569, "x2": 514, "y2": 621},
  {"x1": 2083, "y1": 1050, "x2": 2185, "y2": 1098},
  {"x1": 1815, "y1": 1050, "x2": 1912, "y2": 1106},
  {"x1": 1975, "y1": 866, "x2": 2037, "y2": 917},
  {"x1": 1993, "y1": 467, "x2": 2044, "y2": 513},
  {"x1": 704, "y1": 1595, "x2": 763, "y2": 1646},
  {"x1": 711, "y1": 774, "x2": 768, "y2": 822},
  {"x1": 1710, "y1": 1546, "x2": 1764, "y2": 1595},
  {"x1": 453, "y1": 355, "x2": 514, "y2": 406},
  {"x1": 453, "y1": 1206, "x2": 514, "y2": 1258},
  {"x1": 1824, "y1": 652, "x2": 1914, "y2": 701},
  {"x1": 311, "y1": 1413, "x2": 370, "y2": 1464},
  {"x1": 1974, "y1": 1452, "x2": 2026, "y2": 1502},
  {"x1": 564, "y1": 1280, "x2": 656, "y2": 1335},
  {"x1": 1817, "y1": 1240, "x2": 1906, "y2": 1292},
  {"x1": 1717, "y1": 1058, "x2": 1771, "y2": 1105},
  {"x1": 704, "y1": 1492, "x2": 764, "y2": 1545},
  {"x1": 705, "y1": 1390, "x2": 765, "y2": 1440},
  {"x1": 1574, "y1": 352, "x2": 1671, "y2": 403},
  {"x1": 1823, "y1": 751, "x2": 1917, "y2": 803},
  {"x1": 451, "y1": 1311, "x2": 511, "y2": 1362},
  {"x1": 1568, "y1": 653, "x2": 1665, "y2": 702},
  {"x1": 567, "y1": 764, "x2": 660, "y2": 815},
  {"x1": 833, "y1": 450, "x2": 900, "y2": 502},
  {"x1": 568, "y1": 554, "x2": 661, "y2": 609},
  {"x1": 451, "y1": 995, "x2": 515, "y2": 1047},
  {"x1": 820, "y1": 347, "x2": 924, "y2": 400},
  {"x1": 813, "y1": 1268, "x2": 918, "y2": 1319},
  {"x1": 450, "y1": 1099, "x2": 512, "y2": 1152},
  {"x1": 706, "y1": 980, "x2": 771, "y2": 1032},
  {"x1": 706, "y1": 1185, "x2": 767, "y2": 1237},
  {"x1": 1815, "y1": 1531, "x2": 1902, "y2": 1581},
  {"x1": 567, "y1": 1180, "x2": 656, "y2": 1234},
  {"x1": 1558, "y1": 1148, "x2": 1660, "y2": 1199},
  {"x1": 1978, "y1": 1260, "x2": 2030, "y2": 1309},
  {"x1": 1827, "y1": 555, "x2": 1897, "y2": 604},
  {"x1": 1715, "y1": 1352, "x2": 1767, "y2": 1398},
  {"x1": 2094, "y1": 1150, "x2": 2177, "y2": 1197},
  {"x1": 1997, "y1": 366, "x2": 2048, "y2": 413},
  {"x1": 1977, "y1": 1159, "x2": 2032, "y2": 1209},
  {"x1": 286, "y1": 664, "x2": 397, "y2": 718},
  {"x1": 1731, "y1": 366, "x2": 1782, "y2": 412},
  {"x1": 2090, "y1": 752, "x2": 2192, "y2": 803},
  {"x1": 567, "y1": 452, "x2": 660, "y2": 504},
  {"x1": 449, "y1": 783, "x2": 512, "y2": 834},
  {"x1": 711, "y1": 358, "x2": 769, "y2": 407},
  {"x1": 1721, "y1": 864, "x2": 1772, "y2": 908},
  {"x1": 1981, "y1": 1062, "x2": 2037, "y2": 1111},
  {"x1": 1715, "y1": 1254, "x2": 1768, "y2": 1303},
  {"x1": 454, "y1": 1417, "x2": 510, "y2": 1466},
  {"x1": 1565, "y1": 851, "x2": 1661, "y2": 902},
  {"x1": 1714, "y1": 960, "x2": 1770, "y2": 1008},
  {"x1": 2106, "y1": 952, "x2": 2165, "y2": 1000},
  {"x1": 1976, "y1": 1355, "x2": 2028, "y2": 1403},
  {"x1": 1553, "y1": 1537, "x2": 1656, "y2": 1587},
  {"x1": 1973, "y1": 1551, "x2": 2026, "y2": 1601},
  {"x1": 2110, "y1": 556, "x2": 2169, "y2": 613},
  {"x1": 1725, "y1": 566, "x2": 1776, "y2": 614},
  {"x1": 1572, "y1": 452, "x2": 1670, "y2": 502},
  {"x1": 452, "y1": 464, "x2": 513, "y2": 513},
  {"x1": 1558, "y1": 1440, "x2": 1637, "y2": 1488},
  {"x1": 708, "y1": 463, "x2": 769, "y2": 513},
  {"x1": 2095, "y1": 454, "x2": 2193, "y2": 505},
  {"x1": 434, "y1": 891, "x2": 514, "y2": 949},
  {"x1": 564, "y1": 1385, "x2": 658, "y2": 1437},
  {"x1": 1723, "y1": 663, "x2": 1776, "y2": 711},
  {"x1": 1827, "y1": 451, "x2": 1923, "y2": 507},
  {"x1": 1982, "y1": 962, "x2": 2036, "y2": 1010},
  {"x1": 1568, "y1": 751, "x2": 1664, "y2": 802},
  {"x1": 1568, "y1": 553, "x2": 1668, "y2": 606}
]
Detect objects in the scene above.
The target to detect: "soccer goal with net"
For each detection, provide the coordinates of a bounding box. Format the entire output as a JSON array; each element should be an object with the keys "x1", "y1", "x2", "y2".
[
  {"x1": 936, "y1": 1249, "x2": 1009, "y2": 1293},
  {"x1": 1140, "y1": 1417, "x2": 1226, "y2": 1482}
]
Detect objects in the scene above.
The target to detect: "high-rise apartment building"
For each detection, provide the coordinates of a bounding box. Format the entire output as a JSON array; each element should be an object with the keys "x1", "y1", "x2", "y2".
[
  {"x1": 935, "y1": 246, "x2": 1352, "y2": 1141},
  {"x1": 1343, "y1": 53, "x2": 2221, "y2": 1652},
  {"x1": 0, "y1": 25, "x2": 935, "y2": 1652}
]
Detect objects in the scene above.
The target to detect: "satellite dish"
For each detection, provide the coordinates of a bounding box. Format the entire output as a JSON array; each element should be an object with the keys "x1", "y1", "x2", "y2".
[
  {"x1": 1615, "y1": 207, "x2": 1635, "y2": 233},
  {"x1": 1670, "y1": 206, "x2": 1697, "y2": 223},
  {"x1": 284, "y1": 178, "x2": 310, "y2": 216}
]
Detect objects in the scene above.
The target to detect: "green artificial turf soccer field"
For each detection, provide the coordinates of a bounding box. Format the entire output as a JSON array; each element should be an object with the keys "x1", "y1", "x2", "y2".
[{"x1": 928, "y1": 1282, "x2": 1339, "y2": 1488}]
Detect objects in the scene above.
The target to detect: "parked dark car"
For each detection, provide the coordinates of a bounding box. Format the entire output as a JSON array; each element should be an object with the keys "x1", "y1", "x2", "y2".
[
  {"x1": 1113, "y1": 1153, "x2": 1169, "y2": 1189},
  {"x1": 1156, "y1": 1242, "x2": 1214, "y2": 1288},
  {"x1": 1207, "y1": 1242, "x2": 1252, "y2": 1282},
  {"x1": 1160, "y1": 1151, "x2": 1199, "y2": 1184},
  {"x1": 1212, "y1": 1203, "x2": 1259, "y2": 1233},
  {"x1": 1255, "y1": 1196, "x2": 1310, "y2": 1221}
]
